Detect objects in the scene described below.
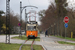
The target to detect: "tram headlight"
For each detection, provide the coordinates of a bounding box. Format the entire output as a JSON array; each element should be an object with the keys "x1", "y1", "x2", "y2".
[{"x1": 31, "y1": 33, "x2": 32, "y2": 34}]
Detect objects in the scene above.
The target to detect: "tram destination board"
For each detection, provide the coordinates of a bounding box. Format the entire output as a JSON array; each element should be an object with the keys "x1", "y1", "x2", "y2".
[{"x1": 27, "y1": 21, "x2": 37, "y2": 24}]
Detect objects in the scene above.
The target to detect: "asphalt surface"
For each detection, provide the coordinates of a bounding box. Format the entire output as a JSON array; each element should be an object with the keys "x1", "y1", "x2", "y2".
[
  {"x1": 0, "y1": 34, "x2": 75, "y2": 50},
  {"x1": 40, "y1": 34, "x2": 75, "y2": 50}
]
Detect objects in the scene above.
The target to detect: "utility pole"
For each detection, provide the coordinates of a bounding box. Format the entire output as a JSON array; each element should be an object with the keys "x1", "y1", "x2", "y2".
[
  {"x1": 25, "y1": 9, "x2": 27, "y2": 35},
  {"x1": 6, "y1": 0, "x2": 10, "y2": 44},
  {"x1": 50, "y1": 27, "x2": 51, "y2": 35},
  {"x1": 54, "y1": 23, "x2": 56, "y2": 36},
  {"x1": 19, "y1": 1, "x2": 22, "y2": 38},
  {"x1": 0, "y1": 15, "x2": 1, "y2": 34},
  {"x1": 51, "y1": 25, "x2": 53, "y2": 35}
]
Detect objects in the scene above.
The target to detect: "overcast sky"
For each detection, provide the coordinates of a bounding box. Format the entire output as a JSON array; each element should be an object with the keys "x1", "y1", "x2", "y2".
[
  {"x1": 0, "y1": 0, "x2": 75, "y2": 25},
  {"x1": 0, "y1": 0, "x2": 53, "y2": 25}
]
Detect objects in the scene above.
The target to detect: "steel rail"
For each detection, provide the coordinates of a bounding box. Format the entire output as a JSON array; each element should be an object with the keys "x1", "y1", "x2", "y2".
[
  {"x1": 19, "y1": 40, "x2": 34, "y2": 50},
  {"x1": 19, "y1": 40, "x2": 26, "y2": 50}
]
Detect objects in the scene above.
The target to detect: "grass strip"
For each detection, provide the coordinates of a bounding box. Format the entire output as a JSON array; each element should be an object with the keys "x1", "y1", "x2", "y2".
[
  {"x1": 58, "y1": 41, "x2": 75, "y2": 45},
  {"x1": 53, "y1": 35, "x2": 75, "y2": 41},
  {"x1": 11, "y1": 35, "x2": 40, "y2": 41},
  {"x1": 0, "y1": 43, "x2": 43, "y2": 50}
]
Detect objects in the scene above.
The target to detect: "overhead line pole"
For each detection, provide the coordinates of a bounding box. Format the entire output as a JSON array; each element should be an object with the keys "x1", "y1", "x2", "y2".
[
  {"x1": 19, "y1": 1, "x2": 22, "y2": 38},
  {"x1": 6, "y1": 0, "x2": 10, "y2": 44},
  {"x1": 25, "y1": 9, "x2": 27, "y2": 35}
]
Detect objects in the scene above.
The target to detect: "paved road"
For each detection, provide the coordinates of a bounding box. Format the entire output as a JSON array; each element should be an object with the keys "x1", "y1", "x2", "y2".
[
  {"x1": 40, "y1": 34, "x2": 75, "y2": 50},
  {"x1": 0, "y1": 34, "x2": 75, "y2": 50},
  {"x1": 41, "y1": 34, "x2": 75, "y2": 43}
]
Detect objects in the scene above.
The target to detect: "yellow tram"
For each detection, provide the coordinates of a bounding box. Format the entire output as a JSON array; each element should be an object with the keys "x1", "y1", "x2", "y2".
[{"x1": 26, "y1": 21, "x2": 38, "y2": 39}]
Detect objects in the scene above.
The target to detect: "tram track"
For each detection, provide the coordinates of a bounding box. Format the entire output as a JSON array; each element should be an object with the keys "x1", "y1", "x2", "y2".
[
  {"x1": 19, "y1": 40, "x2": 26, "y2": 50},
  {"x1": 19, "y1": 40, "x2": 34, "y2": 50}
]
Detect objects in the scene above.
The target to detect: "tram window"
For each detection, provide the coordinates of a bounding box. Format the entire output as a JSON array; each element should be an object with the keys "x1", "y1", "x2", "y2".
[{"x1": 27, "y1": 26, "x2": 36, "y2": 30}]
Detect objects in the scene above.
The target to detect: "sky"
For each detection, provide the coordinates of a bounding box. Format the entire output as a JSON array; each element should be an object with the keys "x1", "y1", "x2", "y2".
[
  {"x1": 0, "y1": 0, "x2": 75, "y2": 25},
  {"x1": 67, "y1": 0, "x2": 75, "y2": 7},
  {"x1": 0, "y1": 0, "x2": 53, "y2": 25}
]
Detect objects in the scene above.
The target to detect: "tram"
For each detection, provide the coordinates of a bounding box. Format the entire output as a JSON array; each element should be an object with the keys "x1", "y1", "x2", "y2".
[{"x1": 26, "y1": 21, "x2": 38, "y2": 39}]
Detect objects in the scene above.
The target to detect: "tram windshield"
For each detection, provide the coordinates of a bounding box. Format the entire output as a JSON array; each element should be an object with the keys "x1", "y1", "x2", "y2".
[{"x1": 27, "y1": 26, "x2": 36, "y2": 30}]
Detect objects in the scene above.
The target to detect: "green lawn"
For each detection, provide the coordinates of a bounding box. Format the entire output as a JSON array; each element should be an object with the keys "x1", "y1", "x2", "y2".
[
  {"x1": 0, "y1": 43, "x2": 43, "y2": 50},
  {"x1": 11, "y1": 35, "x2": 40, "y2": 41},
  {"x1": 57, "y1": 41, "x2": 75, "y2": 45},
  {"x1": 53, "y1": 35, "x2": 75, "y2": 41},
  {"x1": 38, "y1": 34, "x2": 40, "y2": 37}
]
